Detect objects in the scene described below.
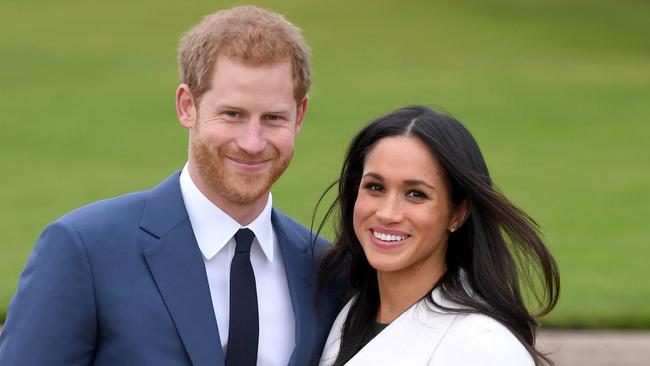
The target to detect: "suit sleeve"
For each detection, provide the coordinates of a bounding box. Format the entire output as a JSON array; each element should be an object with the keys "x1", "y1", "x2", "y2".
[
  {"x1": 0, "y1": 220, "x2": 97, "y2": 365},
  {"x1": 455, "y1": 327, "x2": 534, "y2": 366}
]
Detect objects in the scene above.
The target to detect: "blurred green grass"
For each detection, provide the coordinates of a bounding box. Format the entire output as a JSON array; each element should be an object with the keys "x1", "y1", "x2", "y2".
[{"x1": 1, "y1": 0, "x2": 648, "y2": 328}]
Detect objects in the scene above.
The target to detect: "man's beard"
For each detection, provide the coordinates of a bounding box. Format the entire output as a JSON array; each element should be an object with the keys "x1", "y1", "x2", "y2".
[{"x1": 190, "y1": 132, "x2": 293, "y2": 205}]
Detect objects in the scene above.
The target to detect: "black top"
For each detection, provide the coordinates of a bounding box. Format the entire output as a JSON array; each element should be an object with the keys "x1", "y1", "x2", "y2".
[{"x1": 359, "y1": 322, "x2": 389, "y2": 349}]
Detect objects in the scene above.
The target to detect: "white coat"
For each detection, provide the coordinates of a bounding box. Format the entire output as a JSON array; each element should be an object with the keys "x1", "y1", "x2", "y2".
[{"x1": 319, "y1": 288, "x2": 534, "y2": 366}]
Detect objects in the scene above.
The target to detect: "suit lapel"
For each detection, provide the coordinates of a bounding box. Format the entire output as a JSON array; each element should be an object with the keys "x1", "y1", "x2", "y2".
[
  {"x1": 272, "y1": 210, "x2": 318, "y2": 366},
  {"x1": 140, "y1": 172, "x2": 224, "y2": 365}
]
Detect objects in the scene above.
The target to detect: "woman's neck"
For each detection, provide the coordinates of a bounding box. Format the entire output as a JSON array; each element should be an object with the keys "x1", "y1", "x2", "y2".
[{"x1": 375, "y1": 262, "x2": 446, "y2": 324}]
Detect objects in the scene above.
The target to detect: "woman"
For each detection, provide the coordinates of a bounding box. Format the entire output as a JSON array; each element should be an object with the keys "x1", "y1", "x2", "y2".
[{"x1": 317, "y1": 105, "x2": 560, "y2": 365}]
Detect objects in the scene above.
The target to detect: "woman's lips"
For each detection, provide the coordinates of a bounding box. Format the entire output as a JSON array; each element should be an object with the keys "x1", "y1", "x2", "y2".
[{"x1": 369, "y1": 228, "x2": 410, "y2": 249}]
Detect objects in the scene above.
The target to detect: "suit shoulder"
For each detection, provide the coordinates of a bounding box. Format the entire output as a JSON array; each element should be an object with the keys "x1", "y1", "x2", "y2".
[
  {"x1": 58, "y1": 190, "x2": 147, "y2": 231},
  {"x1": 271, "y1": 209, "x2": 309, "y2": 232},
  {"x1": 272, "y1": 209, "x2": 331, "y2": 249}
]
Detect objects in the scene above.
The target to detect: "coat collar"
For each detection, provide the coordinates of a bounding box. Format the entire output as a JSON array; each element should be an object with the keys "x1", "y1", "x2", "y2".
[
  {"x1": 272, "y1": 209, "x2": 319, "y2": 366},
  {"x1": 140, "y1": 171, "x2": 225, "y2": 365},
  {"x1": 139, "y1": 171, "x2": 188, "y2": 238},
  {"x1": 322, "y1": 289, "x2": 459, "y2": 366}
]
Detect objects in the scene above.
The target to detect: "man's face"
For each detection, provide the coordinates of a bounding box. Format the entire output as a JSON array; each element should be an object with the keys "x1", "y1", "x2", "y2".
[{"x1": 182, "y1": 56, "x2": 306, "y2": 214}]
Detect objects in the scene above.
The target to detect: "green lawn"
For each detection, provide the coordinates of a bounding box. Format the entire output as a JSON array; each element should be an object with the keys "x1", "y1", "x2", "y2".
[{"x1": 1, "y1": 0, "x2": 648, "y2": 328}]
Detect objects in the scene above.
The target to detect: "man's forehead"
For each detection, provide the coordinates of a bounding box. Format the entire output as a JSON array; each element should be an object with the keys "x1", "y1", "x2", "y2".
[{"x1": 214, "y1": 53, "x2": 293, "y2": 69}]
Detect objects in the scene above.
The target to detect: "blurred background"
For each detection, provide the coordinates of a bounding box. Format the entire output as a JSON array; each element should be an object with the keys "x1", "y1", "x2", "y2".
[{"x1": 1, "y1": 0, "x2": 648, "y2": 332}]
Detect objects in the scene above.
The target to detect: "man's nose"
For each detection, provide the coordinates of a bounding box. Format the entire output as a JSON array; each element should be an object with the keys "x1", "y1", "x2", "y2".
[{"x1": 236, "y1": 118, "x2": 266, "y2": 155}]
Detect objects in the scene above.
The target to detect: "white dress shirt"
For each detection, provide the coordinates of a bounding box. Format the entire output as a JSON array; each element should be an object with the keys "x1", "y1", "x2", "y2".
[{"x1": 179, "y1": 165, "x2": 295, "y2": 366}]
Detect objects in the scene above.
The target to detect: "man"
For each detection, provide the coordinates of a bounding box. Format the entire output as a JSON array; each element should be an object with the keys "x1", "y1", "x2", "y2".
[{"x1": 0, "y1": 6, "x2": 341, "y2": 365}]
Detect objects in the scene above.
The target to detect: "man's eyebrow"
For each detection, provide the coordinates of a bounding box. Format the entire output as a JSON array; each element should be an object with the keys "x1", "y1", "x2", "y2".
[
  {"x1": 266, "y1": 109, "x2": 291, "y2": 115},
  {"x1": 213, "y1": 103, "x2": 291, "y2": 115},
  {"x1": 213, "y1": 103, "x2": 244, "y2": 111}
]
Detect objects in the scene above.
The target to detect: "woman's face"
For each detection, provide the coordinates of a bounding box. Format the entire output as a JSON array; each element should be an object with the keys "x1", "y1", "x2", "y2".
[{"x1": 353, "y1": 136, "x2": 465, "y2": 278}]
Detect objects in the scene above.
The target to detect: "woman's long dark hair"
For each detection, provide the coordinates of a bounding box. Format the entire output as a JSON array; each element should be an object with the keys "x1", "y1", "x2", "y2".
[{"x1": 316, "y1": 105, "x2": 560, "y2": 366}]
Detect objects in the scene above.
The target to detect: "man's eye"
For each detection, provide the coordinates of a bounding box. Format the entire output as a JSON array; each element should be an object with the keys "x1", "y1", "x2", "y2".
[
  {"x1": 224, "y1": 111, "x2": 240, "y2": 118},
  {"x1": 265, "y1": 114, "x2": 281, "y2": 121}
]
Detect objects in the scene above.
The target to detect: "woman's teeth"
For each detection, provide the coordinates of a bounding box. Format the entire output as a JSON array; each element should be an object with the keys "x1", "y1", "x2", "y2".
[{"x1": 373, "y1": 230, "x2": 408, "y2": 242}]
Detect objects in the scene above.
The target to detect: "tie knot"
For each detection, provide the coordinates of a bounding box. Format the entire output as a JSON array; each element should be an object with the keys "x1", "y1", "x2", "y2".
[{"x1": 234, "y1": 228, "x2": 255, "y2": 253}]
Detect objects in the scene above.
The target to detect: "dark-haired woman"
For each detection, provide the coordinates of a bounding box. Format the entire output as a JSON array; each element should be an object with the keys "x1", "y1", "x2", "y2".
[{"x1": 318, "y1": 106, "x2": 559, "y2": 366}]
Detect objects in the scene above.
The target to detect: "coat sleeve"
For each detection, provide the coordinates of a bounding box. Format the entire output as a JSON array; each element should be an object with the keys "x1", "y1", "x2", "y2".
[
  {"x1": 455, "y1": 327, "x2": 534, "y2": 366},
  {"x1": 0, "y1": 220, "x2": 97, "y2": 365}
]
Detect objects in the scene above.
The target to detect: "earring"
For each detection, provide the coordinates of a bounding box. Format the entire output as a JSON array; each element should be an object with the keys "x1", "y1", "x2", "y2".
[{"x1": 449, "y1": 227, "x2": 456, "y2": 232}]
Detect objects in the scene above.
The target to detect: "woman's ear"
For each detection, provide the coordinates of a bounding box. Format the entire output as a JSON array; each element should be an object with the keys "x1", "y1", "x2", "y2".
[{"x1": 449, "y1": 199, "x2": 470, "y2": 232}]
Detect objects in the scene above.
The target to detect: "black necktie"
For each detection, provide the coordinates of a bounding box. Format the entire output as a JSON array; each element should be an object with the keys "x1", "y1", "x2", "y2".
[{"x1": 225, "y1": 228, "x2": 258, "y2": 366}]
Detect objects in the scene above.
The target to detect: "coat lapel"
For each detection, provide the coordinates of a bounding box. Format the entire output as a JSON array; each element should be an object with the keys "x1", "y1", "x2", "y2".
[
  {"x1": 140, "y1": 172, "x2": 224, "y2": 365},
  {"x1": 343, "y1": 290, "x2": 459, "y2": 366},
  {"x1": 272, "y1": 210, "x2": 318, "y2": 366}
]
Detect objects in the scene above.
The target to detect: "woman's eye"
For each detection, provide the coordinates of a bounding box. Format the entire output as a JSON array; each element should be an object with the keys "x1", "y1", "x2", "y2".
[
  {"x1": 406, "y1": 190, "x2": 428, "y2": 200},
  {"x1": 363, "y1": 182, "x2": 384, "y2": 192}
]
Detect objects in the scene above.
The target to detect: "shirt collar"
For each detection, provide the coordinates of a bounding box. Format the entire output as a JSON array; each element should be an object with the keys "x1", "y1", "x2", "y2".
[{"x1": 179, "y1": 164, "x2": 275, "y2": 262}]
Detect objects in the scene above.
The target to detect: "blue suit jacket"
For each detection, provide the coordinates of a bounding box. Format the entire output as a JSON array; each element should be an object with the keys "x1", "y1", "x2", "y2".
[{"x1": 0, "y1": 172, "x2": 342, "y2": 365}]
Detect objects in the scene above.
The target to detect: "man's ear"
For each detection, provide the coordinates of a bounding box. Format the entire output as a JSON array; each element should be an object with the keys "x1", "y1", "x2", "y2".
[
  {"x1": 176, "y1": 84, "x2": 197, "y2": 128},
  {"x1": 294, "y1": 95, "x2": 309, "y2": 133}
]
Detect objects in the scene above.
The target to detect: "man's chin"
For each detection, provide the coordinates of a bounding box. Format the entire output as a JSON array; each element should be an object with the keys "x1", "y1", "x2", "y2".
[
  {"x1": 224, "y1": 191, "x2": 268, "y2": 205},
  {"x1": 218, "y1": 181, "x2": 271, "y2": 205}
]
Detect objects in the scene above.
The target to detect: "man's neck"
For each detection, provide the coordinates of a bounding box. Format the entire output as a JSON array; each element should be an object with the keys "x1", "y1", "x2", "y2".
[{"x1": 206, "y1": 192, "x2": 268, "y2": 226}]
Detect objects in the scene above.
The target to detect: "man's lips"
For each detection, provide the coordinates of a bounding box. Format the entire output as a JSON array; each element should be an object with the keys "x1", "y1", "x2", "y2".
[{"x1": 227, "y1": 157, "x2": 271, "y2": 171}]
